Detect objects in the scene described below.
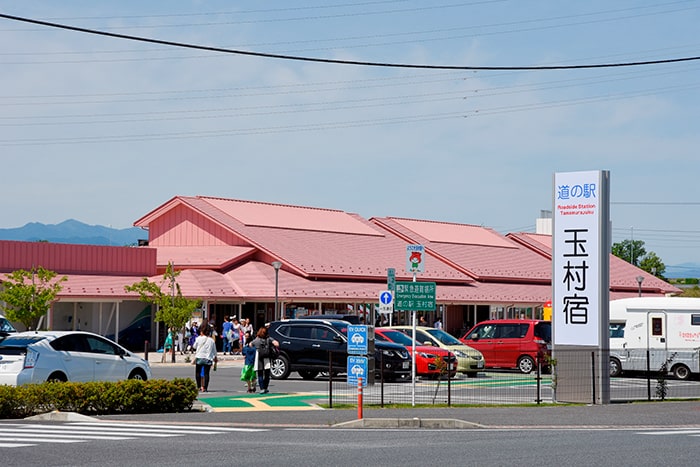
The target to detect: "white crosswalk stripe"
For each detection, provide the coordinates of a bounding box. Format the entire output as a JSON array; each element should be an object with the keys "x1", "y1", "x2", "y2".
[
  {"x1": 639, "y1": 429, "x2": 700, "y2": 438},
  {"x1": 0, "y1": 421, "x2": 266, "y2": 449}
]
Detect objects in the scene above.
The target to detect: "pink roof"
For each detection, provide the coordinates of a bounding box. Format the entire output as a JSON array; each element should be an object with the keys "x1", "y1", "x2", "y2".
[
  {"x1": 138, "y1": 196, "x2": 472, "y2": 283},
  {"x1": 59, "y1": 274, "x2": 147, "y2": 299},
  {"x1": 372, "y1": 217, "x2": 551, "y2": 282},
  {"x1": 155, "y1": 246, "x2": 255, "y2": 269}
]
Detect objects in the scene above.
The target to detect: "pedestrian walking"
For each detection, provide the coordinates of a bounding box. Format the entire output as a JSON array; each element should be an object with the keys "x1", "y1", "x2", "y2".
[
  {"x1": 250, "y1": 326, "x2": 279, "y2": 394},
  {"x1": 161, "y1": 328, "x2": 173, "y2": 363},
  {"x1": 193, "y1": 323, "x2": 217, "y2": 392},
  {"x1": 240, "y1": 331, "x2": 257, "y2": 393},
  {"x1": 222, "y1": 316, "x2": 233, "y2": 355},
  {"x1": 231, "y1": 318, "x2": 242, "y2": 354},
  {"x1": 187, "y1": 322, "x2": 199, "y2": 353}
]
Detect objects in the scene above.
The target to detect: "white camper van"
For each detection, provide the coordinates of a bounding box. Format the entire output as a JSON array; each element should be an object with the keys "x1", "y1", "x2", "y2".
[{"x1": 609, "y1": 297, "x2": 700, "y2": 380}]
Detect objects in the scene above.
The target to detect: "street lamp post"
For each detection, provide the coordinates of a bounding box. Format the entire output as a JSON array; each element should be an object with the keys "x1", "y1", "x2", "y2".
[
  {"x1": 272, "y1": 261, "x2": 282, "y2": 321},
  {"x1": 636, "y1": 275, "x2": 644, "y2": 297}
]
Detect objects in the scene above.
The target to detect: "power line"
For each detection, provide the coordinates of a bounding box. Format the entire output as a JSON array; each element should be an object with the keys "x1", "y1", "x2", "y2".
[{"x1": 1, "y1": 13, "x2": 700, "y2": 71}]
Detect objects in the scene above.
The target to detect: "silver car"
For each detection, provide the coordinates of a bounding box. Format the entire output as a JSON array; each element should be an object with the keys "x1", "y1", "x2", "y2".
[{"x1": 0, "y1": 330, "x2": 151, "y2": 386}]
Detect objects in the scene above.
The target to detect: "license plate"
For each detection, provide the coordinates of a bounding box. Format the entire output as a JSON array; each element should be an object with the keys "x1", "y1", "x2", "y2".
[
  {"x1": 402, "y1": 361, "x2": 410, "y2": 369},
  {"x1": 477, "y1": 361, "x2": 484, "y2": 368}
]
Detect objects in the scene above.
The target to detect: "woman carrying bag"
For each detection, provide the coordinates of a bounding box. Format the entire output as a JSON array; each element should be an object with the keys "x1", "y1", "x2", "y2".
[
  {"x1": 250, "y1": 326, "x2": 279, "y2": 394},
  {"x1": 193, "y1": 322, "x2": 217, "y2": 392}
]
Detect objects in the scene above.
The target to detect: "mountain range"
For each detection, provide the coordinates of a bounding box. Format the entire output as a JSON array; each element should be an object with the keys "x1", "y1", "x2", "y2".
[
  {"x1": 0, "y1": 219, "x2": 144, "y2": 246},
  {"x1": 0, "y1": 220, "x2": 698, "y2": 278}
]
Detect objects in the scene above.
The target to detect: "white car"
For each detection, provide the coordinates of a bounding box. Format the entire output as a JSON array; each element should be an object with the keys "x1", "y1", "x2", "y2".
[{"x1": 0, "y1": 330, "x2": 151, "y2": 386}]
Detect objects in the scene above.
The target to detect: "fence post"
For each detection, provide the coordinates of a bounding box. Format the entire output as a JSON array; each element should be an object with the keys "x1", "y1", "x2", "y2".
[
  {"x1": 358, "y1": 377, "x2": 363, "y2": 419},
  {"x1": 144, "y1": 340, "x2": 149, "y2": 362},
  {"x1": 380, "y1": 352, "x2": 384, "y2": 408},
  {"x1": 447, "y1": 361, "x2": 452, "y2": 407},
  {"x1": 535, "y1": 351, "x2": 542, "y2": 404},
  {"x1": 646, "y1": 349, "x2": 652, "y2": 401},
  {"x1": 591, "y1": 351, "x2": 596, "y2": 405},
  {"x1": 328, "y1": 351, "x2": 333, "y2": 408}
]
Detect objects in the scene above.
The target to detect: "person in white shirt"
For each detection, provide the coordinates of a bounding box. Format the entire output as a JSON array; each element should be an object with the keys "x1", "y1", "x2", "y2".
[{"x1": 193, "y1": 322, "x2": 218, "y2": 392}]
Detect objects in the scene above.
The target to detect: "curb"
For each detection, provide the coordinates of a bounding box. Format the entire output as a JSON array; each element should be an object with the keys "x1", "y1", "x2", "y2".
[{"x1": 333, "y1": 418, "x2": 485, "y2": 429}]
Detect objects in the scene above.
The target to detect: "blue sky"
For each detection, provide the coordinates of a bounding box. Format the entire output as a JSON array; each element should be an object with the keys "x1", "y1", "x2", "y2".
[{"x1": 1, "y1": 1, "x2": 699, "y2": 271}]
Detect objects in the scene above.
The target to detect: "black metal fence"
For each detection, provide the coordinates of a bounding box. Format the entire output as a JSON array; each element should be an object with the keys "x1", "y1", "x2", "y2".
[{"x1": 324, "y1": 348, "x2": 700, "y2": 407}]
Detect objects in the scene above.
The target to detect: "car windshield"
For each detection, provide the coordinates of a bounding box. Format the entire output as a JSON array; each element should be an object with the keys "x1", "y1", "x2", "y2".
[
  {"x1": 379, "y1": 330, "x2": 416, "y2": 346},
  {"x1": 424, "y1": 328, "x2": 462, "y2": 345},
  {"x1": 329, "y1": 322, "x2": 349, "y2": 337},
  {"x1": 0, "y1": 317, "x2": 17, "y2": 333}
]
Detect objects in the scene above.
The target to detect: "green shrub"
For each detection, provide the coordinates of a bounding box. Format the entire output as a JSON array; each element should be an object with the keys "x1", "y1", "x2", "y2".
[{"x1": 0, "y1": 378, "x2": 198, "y2": 419}]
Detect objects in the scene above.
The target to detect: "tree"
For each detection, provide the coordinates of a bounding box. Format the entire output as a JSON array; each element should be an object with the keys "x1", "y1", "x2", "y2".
[
  {"x1": 612, "y1": 239, "x2": 646, "y2": 266},
  {"x1": 639, "y1": 252, "x2": 666, "y2": 279},
  {"x1": 125, "y1": 262, "x2": 200, "y2": 363},
  {"x1": 612, "y1": 239, "x2": 666, "y2": 278},
  {"x1": 0, "y1": 266, "x2": 67, "y2": 330}
]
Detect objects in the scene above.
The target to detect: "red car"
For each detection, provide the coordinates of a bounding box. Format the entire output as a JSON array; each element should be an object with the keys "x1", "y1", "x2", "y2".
[
  {"x1": 460, "y1": 319, "x2": 551, "y2": 373},
  {"x1": 375, "y1": 328, "x2": 457, "y2": 378}
]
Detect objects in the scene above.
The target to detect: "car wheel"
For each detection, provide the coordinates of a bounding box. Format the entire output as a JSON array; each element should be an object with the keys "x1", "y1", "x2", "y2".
[
  {"x1": 270, "y1": 355, "x2": 290, "y2": 380},
  {"x1": 517, "y1": 355, "x2": 535, "y2": 374},
  {"x1": 609, "y1": 357, "x2": 622, "y2": 377},
  {"x1": 672, "y1": 364, "x2": 691, "y2": 381},
  {"x1": 128, "y1": 369, "x2": 147, "y2": 380},
  {"x1": 47, "y1": 372, "x2": 67, "y2": 383},
  {"x1": 298, "y1": 370, "x2": 319, "y2": 380}
]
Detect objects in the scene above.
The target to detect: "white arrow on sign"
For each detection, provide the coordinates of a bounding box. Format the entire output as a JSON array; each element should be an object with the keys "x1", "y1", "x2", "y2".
[{"x1": 379, "y1": 290, "x2": 393, "y2": 305}]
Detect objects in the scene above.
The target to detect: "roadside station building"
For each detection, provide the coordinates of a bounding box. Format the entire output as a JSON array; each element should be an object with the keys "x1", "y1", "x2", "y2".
[{"x1": 0, "y1": 196, "x2": 680, "y2": 350}]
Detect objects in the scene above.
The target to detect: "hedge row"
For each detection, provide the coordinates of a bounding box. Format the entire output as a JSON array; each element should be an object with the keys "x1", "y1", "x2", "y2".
[{"x1": 0, "y1": 378, "x2": 198, "y2": 419}]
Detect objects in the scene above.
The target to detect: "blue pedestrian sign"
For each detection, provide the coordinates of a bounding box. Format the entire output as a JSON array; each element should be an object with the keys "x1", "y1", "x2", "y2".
[
  {"x1": 347, "y1": 325, "x2": 368, "y2": 355},
  {"x1": 347, "y1": 356, "x2": 368, "y2": 386}
]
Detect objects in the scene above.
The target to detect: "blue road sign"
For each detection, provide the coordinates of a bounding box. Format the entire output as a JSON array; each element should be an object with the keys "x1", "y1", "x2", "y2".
[
  {"x1": 347, "y1": 325, "x2": 368, "y2": 355},
  {"x1": 380, "y1": 291, "x2": 393, "y2": 305},
  {"x1": 347, "y1": 356, "x2": 368, "y2": 386}
]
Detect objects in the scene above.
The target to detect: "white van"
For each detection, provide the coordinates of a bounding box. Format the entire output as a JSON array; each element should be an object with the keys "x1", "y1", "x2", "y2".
[{"x1": 609, "y1": 297, "x2": 700, "y2": 380}]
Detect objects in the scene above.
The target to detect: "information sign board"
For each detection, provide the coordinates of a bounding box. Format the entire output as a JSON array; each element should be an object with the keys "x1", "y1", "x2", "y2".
[
  {"x1": 347, "y1": 325, "x2": 368, "y2": 355},
  {"x1": 347, "y1": 356, "x2": 368, "y2": 387},
  {"x1": 394, "y1": 281, "x2": 436, "y2": 311}
]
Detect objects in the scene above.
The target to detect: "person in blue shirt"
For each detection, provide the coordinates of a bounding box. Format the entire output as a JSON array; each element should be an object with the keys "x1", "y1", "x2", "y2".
[
  {"x1": 221, "y1": 316, "x2": 233, "y2": 355},
  {"x1": 240, "y1": 331, "x2": 257, "y2": 393}
]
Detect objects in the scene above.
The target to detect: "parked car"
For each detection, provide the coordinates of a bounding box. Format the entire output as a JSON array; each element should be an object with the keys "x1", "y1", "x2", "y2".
[
  {"x1": 460, "y1": 319, "x2": 551, "y2": 374},
  {"x1": 267, "y1": 319, "x2": 410, "y2": 381},
  {"x1": 0, "y1": 314, "x2": 17, "y2": 337},
  {"x1": 391, "y1": 326, "x2": 484, "y2": 377},
  {"x1": 0, "y1": 330, "x2": 152, "y2": 386},
  {"x1": 375, "y1": 328, "x2": 457, "y2": 378}
]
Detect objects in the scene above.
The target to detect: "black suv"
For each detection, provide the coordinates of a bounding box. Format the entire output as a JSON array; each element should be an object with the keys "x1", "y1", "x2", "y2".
[{"x1": 268, "y1": 319, "x2": 410, "y2": 381}]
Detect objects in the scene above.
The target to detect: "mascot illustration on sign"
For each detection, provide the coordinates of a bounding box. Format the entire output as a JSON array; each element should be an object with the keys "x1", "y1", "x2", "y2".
[{"x1": 409, "y1": 251, "x2": 422, "y2": 272}]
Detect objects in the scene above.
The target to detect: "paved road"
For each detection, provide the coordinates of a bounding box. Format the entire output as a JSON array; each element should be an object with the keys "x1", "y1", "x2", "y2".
[{"x1": 2, "y1": 419, "x2": 699, "y2": 467}]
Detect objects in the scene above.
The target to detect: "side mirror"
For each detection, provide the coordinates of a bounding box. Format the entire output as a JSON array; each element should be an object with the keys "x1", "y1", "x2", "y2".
[
  {"x1": 423, "y1": 341, "x2": 433, "y2": 346},
  {"x1": 470, "y1": 333, "x2": 479, "y2": 341}
]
